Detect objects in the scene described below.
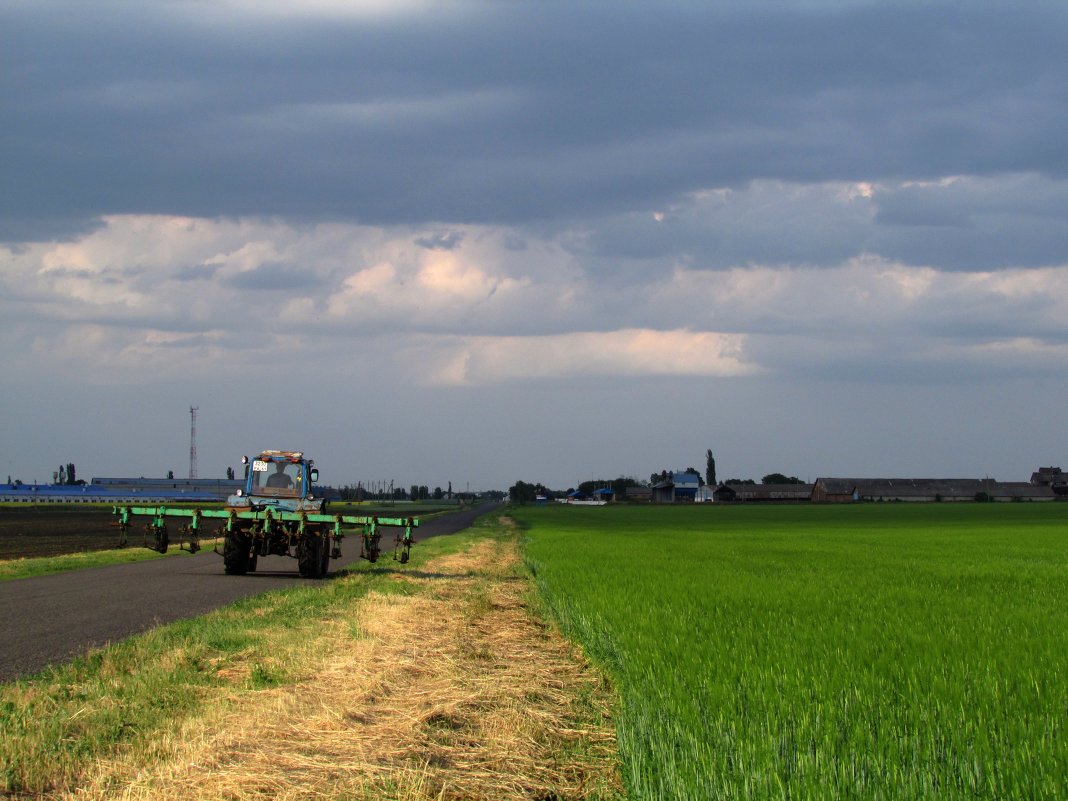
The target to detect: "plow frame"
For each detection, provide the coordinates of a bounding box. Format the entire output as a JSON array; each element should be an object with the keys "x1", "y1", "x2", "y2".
[{"x1": 114, "y1": 505, "x2": 419, "y2": 567}]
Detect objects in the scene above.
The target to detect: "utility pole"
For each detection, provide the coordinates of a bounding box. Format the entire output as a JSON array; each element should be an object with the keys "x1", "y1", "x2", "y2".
[{"x1": 189, "y1": 406, "x2": 199, "y2": 479}]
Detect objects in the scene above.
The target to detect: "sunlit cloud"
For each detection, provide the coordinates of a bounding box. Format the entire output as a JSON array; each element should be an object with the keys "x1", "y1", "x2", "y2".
[
  {"x1": 4, "y1": 210, "x2": 1068, "y2": 391},
  {"x1": 421, "y1": 329, "x2": 759, "y2": 386}
]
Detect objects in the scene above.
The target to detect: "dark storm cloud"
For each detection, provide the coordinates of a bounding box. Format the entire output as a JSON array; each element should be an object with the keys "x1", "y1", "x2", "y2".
[{"x1": 2, "y1": 1, "x2": 1066, "y2": 246}]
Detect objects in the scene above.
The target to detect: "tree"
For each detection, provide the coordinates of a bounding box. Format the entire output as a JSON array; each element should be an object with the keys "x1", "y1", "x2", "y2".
[
  {"x1": 509, "y1": 480, "x2": 544, "y2": 504},
  {"x1": 433, "y1": 486, "x2": 443, "y2": 500},
  {"x1": 226, "y1": 466, "x2": 235, "y2": 480},
  {"x1": 167, "y1": 470, "x2": 174, "y2": 480},
  {"x1": 66, "y1": 463, "x2": 76, "y2": 485},
  {"x1": 447, "y1": 481, "x2": 452, "y2": 499},
  {"x1": 762, "y1": 473, "x2": 804, "y2": 485},
  {"x1": 706, "y1": 449, "x2": 716, "y2": 486},
  {"x1": 684, "y1": 467, "x2": 703, "y2": 486}
]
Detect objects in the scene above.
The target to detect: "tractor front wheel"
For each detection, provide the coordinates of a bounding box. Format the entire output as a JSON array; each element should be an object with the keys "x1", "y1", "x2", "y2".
[{"x1": 223, "y1": 530, "x2": 252, "y2": 575}]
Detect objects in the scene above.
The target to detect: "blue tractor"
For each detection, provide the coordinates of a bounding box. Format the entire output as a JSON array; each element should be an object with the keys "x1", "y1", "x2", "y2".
[{"x1": 114, "y1": 449, "x2": 418, "y2": 578}]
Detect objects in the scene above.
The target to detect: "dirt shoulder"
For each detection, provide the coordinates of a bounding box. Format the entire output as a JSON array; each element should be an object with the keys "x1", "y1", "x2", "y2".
[{"x1": 61, "y1": 528, "x2": 622, "y2": 800}]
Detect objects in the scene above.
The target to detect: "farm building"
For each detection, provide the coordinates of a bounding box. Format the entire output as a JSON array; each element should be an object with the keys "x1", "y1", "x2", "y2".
[
  {"x1": 0, "y1": 481, "x2": 225, "y2": 504},
  {"x1": 623, "y1": 485, "x2": 652, "y2": 503},
  {"x1": 812, "y1": 478, "x2": 1056, "y2": 503},
  {"x1": 91, "y1": 477, "x2": 244, "y2": 499},
  {"x1": 712, "y1": 483, "x2": 814, "y2": 503},
  {"x1": 651, "y1": 472, "x2": 701, "y2": 503},
  {"x1": 1031, "y1": 467, "x2": 1068, "y2": 497}
]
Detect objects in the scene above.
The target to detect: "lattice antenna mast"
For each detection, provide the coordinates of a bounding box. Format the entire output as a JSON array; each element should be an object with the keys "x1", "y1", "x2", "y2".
[{"x1": 189, "y1": 406, "x2": 199, "y2": 479}]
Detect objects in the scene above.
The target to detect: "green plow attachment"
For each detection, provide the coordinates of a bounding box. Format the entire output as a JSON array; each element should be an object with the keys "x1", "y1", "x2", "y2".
[{"x1": 113, "y1": 505, "x2": 419, "y2": 565}]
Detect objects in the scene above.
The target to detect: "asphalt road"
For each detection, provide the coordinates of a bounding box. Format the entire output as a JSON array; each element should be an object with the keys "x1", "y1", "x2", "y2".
[{"x1": 0, "y1": 502, "x2": 500, "y2": 683}]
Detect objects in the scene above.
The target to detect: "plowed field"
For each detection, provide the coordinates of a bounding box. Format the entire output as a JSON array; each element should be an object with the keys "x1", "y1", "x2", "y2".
[{"x1": 0, "y1": 508, "x2": 122, "y2": 559}]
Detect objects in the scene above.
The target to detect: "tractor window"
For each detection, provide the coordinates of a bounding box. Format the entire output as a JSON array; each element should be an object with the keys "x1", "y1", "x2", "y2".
[{"x1": 250, "y1": 460, "x2": 301, "y2": 497}]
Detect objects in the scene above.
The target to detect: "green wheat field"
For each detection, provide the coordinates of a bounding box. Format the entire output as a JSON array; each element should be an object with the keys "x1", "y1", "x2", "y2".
[{"x1": 514, "y1": 502, "x2": 1068, "y2": 801}]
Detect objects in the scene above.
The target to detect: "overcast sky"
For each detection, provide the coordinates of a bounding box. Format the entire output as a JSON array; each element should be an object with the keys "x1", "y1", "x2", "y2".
[{"x1": 3, "y1": 0, "x2": 1067, "y2": 490}]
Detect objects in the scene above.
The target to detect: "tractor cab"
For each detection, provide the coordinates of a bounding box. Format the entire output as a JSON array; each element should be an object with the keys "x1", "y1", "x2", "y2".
[{"x1": 228, "y1": 450, "x2": 325, "y2": 513}]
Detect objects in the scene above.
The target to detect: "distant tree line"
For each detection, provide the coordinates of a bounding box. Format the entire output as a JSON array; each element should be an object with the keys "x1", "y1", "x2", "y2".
[
  {"x1": 317, "y1": 481, "x2": 461, "y2": 502},
  {"x1": 719, "y1": 475, "x2": 805, "y2": 485},
  {"x1": 52, "y1": 463, "x2": 83, "y2": 485}
]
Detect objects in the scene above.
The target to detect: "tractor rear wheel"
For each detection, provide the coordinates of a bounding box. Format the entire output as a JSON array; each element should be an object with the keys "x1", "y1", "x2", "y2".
[
  {"x1": 319, "y1": 529, "x2": 331, "y2": 577},
  {"x1": 223, "y1": 531, "x2": 252, "y2": 575},
  {"x1": 297, "y1": 535, "x2": 324, "y2": 579}
]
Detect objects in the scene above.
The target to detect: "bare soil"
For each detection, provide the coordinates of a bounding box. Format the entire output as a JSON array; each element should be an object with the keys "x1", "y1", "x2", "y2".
[{"x1": 0, "y1": 507, "x2": 122, "y2": 559}]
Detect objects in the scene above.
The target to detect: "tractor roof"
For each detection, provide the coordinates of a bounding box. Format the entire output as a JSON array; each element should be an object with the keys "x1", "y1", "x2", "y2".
[{"x1": 257, "y1": 450, "x2": 304, "y2": 461}]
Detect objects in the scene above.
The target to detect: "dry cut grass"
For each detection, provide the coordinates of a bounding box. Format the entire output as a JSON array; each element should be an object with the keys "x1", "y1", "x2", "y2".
[{"x1": 59, "y1": 535, "x2": 621, "y2": 800}]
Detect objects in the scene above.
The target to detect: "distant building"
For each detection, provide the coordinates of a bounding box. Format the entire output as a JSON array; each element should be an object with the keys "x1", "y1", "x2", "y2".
[
  {"x1": 713, "y1": 483, "x2": 813, "y2": 503},
  {"x1": 651, "y1": 472, "x2": 700, "y2": 503},
  {"x1": 673, "y1": 472, "x2": 700, "y2": 500},
  {"x1": 91, "y1": 477, "x2": 244, "y2": 500},
  {"x1": 0, "y1": 478, "x2": 237, "y2": 504},
  {"x1": 623, "y1": 485, "x2": 652, "y2": 503},
  {"x1": 650, "y1": 480, "x2": 674, "y2": 503},
  {"x1": 812, "y1": 478, "x2": 1056, "y2": 503},
  {"x1": 1031, "y1": 467, "x2": 1068, "y2": 497}
]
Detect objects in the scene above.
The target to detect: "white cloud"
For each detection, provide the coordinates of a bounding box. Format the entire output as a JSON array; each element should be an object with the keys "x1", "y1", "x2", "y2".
[
  {"x1": 4, "y1": 211, "x2": 1068, "y2": 390},
  {"x1": 418, "y1": 329, "x2": 759, "y2": 386}
]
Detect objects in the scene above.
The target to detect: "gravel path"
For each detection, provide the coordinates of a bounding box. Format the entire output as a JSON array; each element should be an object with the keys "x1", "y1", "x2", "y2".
[{"x1": 0, "y1": 503, "x2": 500, "y2": 683}]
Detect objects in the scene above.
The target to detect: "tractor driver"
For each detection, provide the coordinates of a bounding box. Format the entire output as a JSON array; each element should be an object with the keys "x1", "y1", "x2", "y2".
[{"x1": 265, "y1": 461, "x2": 294, "y2": 489}]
